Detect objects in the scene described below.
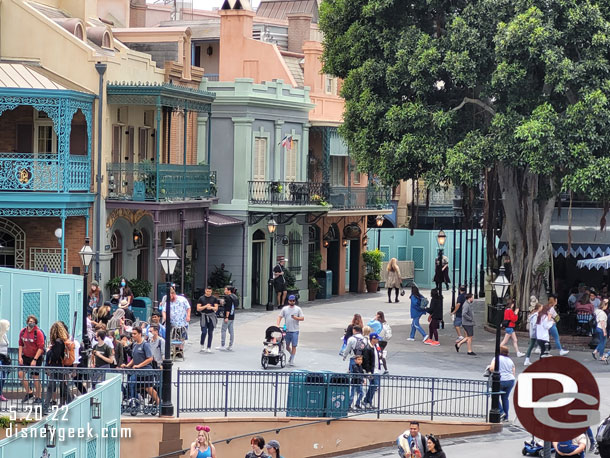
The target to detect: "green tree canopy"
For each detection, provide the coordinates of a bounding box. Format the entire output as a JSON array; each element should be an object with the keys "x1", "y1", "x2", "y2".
[{"x1": 320, "y1": 0, "x2": 610, "y2": 305}]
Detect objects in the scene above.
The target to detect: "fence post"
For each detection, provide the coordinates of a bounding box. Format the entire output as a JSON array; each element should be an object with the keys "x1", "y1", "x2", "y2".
[
  {"x1": 430, "y1": 378, "x2": 435, "y2": 421},
  {"x1": 224, "y1": 372, "x2": 229, "y2": 417},
  {"x1": 176, "y1": 369, "x2": 180, "y2": 418},
  {"x1": 273, "y1": 372, "x2": 279, "y2": 417},
  {"x1": 376, "y1": 375, "x2": 381, "y2": 420}
]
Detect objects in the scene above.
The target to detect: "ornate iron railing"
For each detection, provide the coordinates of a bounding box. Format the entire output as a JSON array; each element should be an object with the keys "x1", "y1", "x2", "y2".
[
  {"x1": 329, "y1": 185, "x2": 392, "y2": 210},
  {"x1": 0, "y1": 153, "x2": 90, "y2": 192},
  {"x1": 248, "y1": 180, "x2": 330, "y2": 206},
  {"x1": 107, "y1": 162, "x2": 213, "y2": 201},
  {"x1": 413, "y1": 185, "x2": 460, "y2": 207}
]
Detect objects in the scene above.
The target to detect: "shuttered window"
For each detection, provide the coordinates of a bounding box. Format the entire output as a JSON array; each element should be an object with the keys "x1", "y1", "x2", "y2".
[
  {"x1": 285, "y1": 139, "x2": 298, "y2": 181},
  {"x1": 139, "y1": 128, "x2": 149, "y2": 161},
  {"x1": 127, "y1": 126, "x2": 135, "y2": 162},
  {"x1": 112, "y1": 125, "x2": 122, "y2": 163},
  {"x1": 253, "y1": 137, "x2": 267, "y2": 181}
]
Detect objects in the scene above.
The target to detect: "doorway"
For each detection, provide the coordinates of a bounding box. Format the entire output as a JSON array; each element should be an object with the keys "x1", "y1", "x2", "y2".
[
  {"x1": 349, "y1": 239, "x2": 360, "y2": 293},
  {"x1": 252, "y1": 230, "x2": 265, "y2": 305}
]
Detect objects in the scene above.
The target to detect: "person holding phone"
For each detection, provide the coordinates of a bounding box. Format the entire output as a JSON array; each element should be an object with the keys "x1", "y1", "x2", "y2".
[
  {"x1": 189, "y1": 425, "x2": 216, "y2": 458},
  {"x1": 277, "y1": 295, "x2": 304, "y2": 366}
]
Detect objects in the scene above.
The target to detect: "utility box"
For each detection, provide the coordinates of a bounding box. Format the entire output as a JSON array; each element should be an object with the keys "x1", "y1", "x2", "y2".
[{"x1": 315, "y1": 270, "x2": 332, "y2": 300}]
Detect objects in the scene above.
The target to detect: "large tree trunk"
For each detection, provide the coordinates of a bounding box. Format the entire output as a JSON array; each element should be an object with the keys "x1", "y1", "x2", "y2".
[{"x1": 496, "y1": 164, "x2": 556, "y2": 314}]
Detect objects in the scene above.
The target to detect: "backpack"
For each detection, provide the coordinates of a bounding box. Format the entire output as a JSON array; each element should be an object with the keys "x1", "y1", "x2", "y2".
[
  {"x1": 420, "y1": 296, "x2": 429, "y2": 311},
  {"x1": 19, "y1": 327, "x2": 46, "y2": 348},
  {"x1": 596, "y1": 415, "x2": 610, "y2": 445},
  {"x1": 230, "y1": 293, "x2": 239, "y2": 309},
  {"x1": 63, "y1": 339, "x2": 75, "y2": 367},
  {"x1": 353, "y1": 336, "x2": 366, "y2": 356},
  {"x1": 381, "y1": 322, "x2": 392, "y2": 341}
]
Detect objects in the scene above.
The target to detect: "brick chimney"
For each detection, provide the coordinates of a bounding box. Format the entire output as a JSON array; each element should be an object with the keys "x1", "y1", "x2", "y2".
[{"x1": 287, "y1": 13, "x2": 313, "y2": 53}]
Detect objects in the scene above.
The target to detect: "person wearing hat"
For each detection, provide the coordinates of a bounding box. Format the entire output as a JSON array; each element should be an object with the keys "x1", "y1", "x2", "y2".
[
  {"x1": 265, "y1": 440, "x2": 284, "y2": 458},
  {"x1": 277, "y1": 295, "x2": 304, "y2": 366},
  {"x1": 273, "y1": 258, "x2": 288, "y2": 308},
  {"x1": 119, "y1": 298, "x2": 136, "y2": 324},
  {"x1": 88, "y1": 280, "x2": 103, "y2": 316},
  {"x1": 362, "y1": 332, "x2": 383, "y2": 409}
]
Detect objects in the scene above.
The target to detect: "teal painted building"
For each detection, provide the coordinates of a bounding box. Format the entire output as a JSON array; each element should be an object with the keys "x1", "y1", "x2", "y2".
[{"x1": 370, "y1": 228, "x2": 488, "y2": 291}]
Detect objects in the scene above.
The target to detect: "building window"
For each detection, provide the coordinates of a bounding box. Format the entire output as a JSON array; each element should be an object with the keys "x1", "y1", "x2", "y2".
[
  {"x1": 110, "y1": 231, "x2": 123, "y2": 279},
  {"x1": 288, "y1": 230, "x2": 302, "y2": 274},
  {"x1": 253, "y1": 137, "x2": 267, "y2": 181},
  {"x1": 308, "y1": 225, "x2": 320, "y2": 255},
  {"x1": 112, "y1": 125, "x2": 122, "y2": 163},
  {"x1": 353, "y1": 172, "x2": 361, "y2": 185},
  {"x1": 325, "y1": 76, "x2": 337, "y2": 95},
  {"x1": 331, "y1": 156, "x2": 346, "y2": 186},
  {"x1": 138, "y1": 127, "x2": 149, "y2": 161},
  {"x1": 34, "y1": 111, "x2": 57, "y2": 154},
  {"x1": 285, "y1": 139, "x2": 298, "y2": 181}
]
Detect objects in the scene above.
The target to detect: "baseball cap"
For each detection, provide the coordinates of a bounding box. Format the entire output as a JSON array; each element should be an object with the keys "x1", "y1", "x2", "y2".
[
  {"x1": 266, "y1": 440, "x2": 280, "y2": 450},
  {"x1": 369, "y1": 333, "x2": 380, "y2": 340},
  {"x1": 288, "y1": 295, "x2": 296, "y2": 301}
]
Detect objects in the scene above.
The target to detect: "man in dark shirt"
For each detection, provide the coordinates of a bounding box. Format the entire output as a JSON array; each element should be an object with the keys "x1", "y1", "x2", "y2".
[
  {"x1": 273, "y1": 258, "x2": 288, "y2": 307},
  {"x1": 217, "y1": 286, "x2": 237, "y2": 351},
  {"x1": 453, "y1": 285, "x2": 466, "y2": 342},
  {"x1": 197, "y1": 286, "x2": 219, "y2": 353}
]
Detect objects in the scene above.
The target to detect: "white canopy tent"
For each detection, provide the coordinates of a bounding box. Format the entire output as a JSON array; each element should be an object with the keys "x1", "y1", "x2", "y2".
[{"x1": 576, "y1": 255, "x2": 610, "y2": 270}]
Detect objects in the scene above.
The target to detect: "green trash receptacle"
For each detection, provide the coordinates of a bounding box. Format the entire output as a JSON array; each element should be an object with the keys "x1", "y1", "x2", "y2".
[
  {"x1": 325, "y1": 373, "x2": 351, "y2": 417},
  {"x1": 132, "y1": 297, "x2": 152, "y2": 322},
  {"x1": 287, "y1": 371, "x2": 327, "y2": 417}
]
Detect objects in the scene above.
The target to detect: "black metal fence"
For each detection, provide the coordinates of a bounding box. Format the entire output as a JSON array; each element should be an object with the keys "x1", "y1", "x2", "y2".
[
  {"x1": 176, "y1": 370, "x2": 490, "y2": 420},
  {"x1": 0, "y1": 365, "x2": 162, "y2": 417},
  {"x1": 248, "y1": 180, "x2": 330, "y2": 205}
]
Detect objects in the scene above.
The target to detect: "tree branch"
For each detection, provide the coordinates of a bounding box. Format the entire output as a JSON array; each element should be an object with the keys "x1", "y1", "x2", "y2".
[{"x1": 452, "y1": 97, "x2": 496, "y2": 116}]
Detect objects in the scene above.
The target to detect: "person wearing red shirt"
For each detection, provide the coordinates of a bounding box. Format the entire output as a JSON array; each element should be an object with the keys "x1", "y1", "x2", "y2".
[
  {"x1": 18, "y1": 315, "x2": 45, "y2": 403},
  {"x1": 500, "y1": 299, "x2": 525, "y2": 357}
]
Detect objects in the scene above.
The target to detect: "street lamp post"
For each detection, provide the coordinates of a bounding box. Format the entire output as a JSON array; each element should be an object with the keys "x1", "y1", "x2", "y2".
[
  {"x1": 78, "y1": 238, "x2": 94, "y2": 356},
  {"x1": 490, "y1": 266, "x2": 511, "y2": 423},
  {"x1": 266, "y1": 217, "x2": 278, "y2": 311},
  {"x1": 158, "y1": 237, "x2": 179, "y2": 417},
  {"x1": 436, "y1": 229, "x2": 447, "y2": 296},
  {"x1": 375, "y1": 215, "x2": 384, "y2": 251}
]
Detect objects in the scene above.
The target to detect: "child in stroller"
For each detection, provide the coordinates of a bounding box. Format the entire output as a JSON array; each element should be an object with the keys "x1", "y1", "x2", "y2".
[{"x1": 261, "y1": 326, "x2": 287, "y2": 369}]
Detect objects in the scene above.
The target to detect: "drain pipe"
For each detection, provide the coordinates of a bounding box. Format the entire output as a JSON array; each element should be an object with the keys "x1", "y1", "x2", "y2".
[{"x1": 94, "y1": 62, "x2": 107, "y2": 282}]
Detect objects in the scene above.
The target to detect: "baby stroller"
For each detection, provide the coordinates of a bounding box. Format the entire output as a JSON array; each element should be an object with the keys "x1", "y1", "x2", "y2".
[
  {"x1": 261, "y1": 326, "x2": 286, "y2": 369},
  {"x1": 522, "y1": 436, "x2": 555, "y2": 456}
]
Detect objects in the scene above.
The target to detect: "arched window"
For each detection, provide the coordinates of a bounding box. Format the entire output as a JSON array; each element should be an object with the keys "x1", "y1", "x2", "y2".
[
  {"x1": 0, "y1": 218, "x2": 25, "y2": 269},
  {"x1": 136, "y1": 228, "x2": 149, "y2": 282},
  {"x1": 110, "y1": 231, "x2": 123, "y2": 280},
  {"x1": 288, "y1": 230, "x2": 302, "y2": 274}
]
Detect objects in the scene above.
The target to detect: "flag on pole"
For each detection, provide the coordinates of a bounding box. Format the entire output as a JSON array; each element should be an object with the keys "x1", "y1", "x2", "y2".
[{"x1": 280, "y1": 134, "x2": 293, "y2": 149}]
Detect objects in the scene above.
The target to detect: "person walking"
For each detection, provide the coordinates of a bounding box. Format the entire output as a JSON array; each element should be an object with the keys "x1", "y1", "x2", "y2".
[
  {"x1": 524, "y1": 303, "x2": 542, "y2": 366},
  {"x1": 397, "y1": 421, "x2": 427, "y2": 458},
  {"x1": 189, "y1": 425, "x2": 217, "y2": 458},
  {"x1": 500, "y1": 299, "x2": 525, "y2": 357},
  {"x1": 362, "y1": 333, "x2": 383, "y2": 409},
  {"x1": 424, "y1": 436, "x2": 446, "y2": 458},
  {"x1": 161, "y1": 287, "x2": 191, "y2": 357},
  {"x1": 265, "y1": 440, "x2": 284, "y2": 458},
  {"x1": 386, "y1": 258, "x2": 402, "y2": 303},
  {"x1": 197, "y1": 286, "x2": 219, "y2": 353},
  {"x1": 246, "y1": 436, "x2": 270, "y2": 458},
  {"x1": 348, "y1": 354, "x2": 365, "y2": 409},
  {"x1": 0, "y1": 320, "x2": 9, "y2": 402},
  {"x1": 548, "y1": 294, "x2": 569, "y2": 356},
  {"x1": 455, "y1": 294, "x2": 476, "y2": 355},
  {"x1": 121, "y1": 327, "x2": 159, "y2": 405},
  {"x1": 217, "y1": 286, "x2": 238, "y2": 351},
  {"x1": 343, "y1": 325, "x2": 366, "y2": 371},
  {"x1": 408, "y1": 285, "x2": 428, "y2": 342},
  {"x1": 273, "y1": 258, "x2": 288, "y2": 308},
  {"x1": 277, "y1": 295, "x2": 304, "y2": 366},
  {"x1": 425, "y1": 288, "x2": 442, "y2": 346},
  {"x1": 592, "y1": 300, "x2": 608, "y2": 360},
  {"x1": 369, "y1": 311, "x2": 391, "y2": 372},
  {"x1": 148, "y1": 325, "x2": 165, "y2": 368},
  {"x1": 18, "y1": 315, "x2": 44, "y2": 403},
  {"x1": 341, "y1": 314, "x2": 363, "y2": 356},
  {"x1": 489, "y1": 345, "x2": 515, "y2": 421},
  {"x1": 452, "y1": 285, "x2": 466, "y2": 342},
  {"x1": 535, "y1": 304, "x2": 555, "y2": 357}
]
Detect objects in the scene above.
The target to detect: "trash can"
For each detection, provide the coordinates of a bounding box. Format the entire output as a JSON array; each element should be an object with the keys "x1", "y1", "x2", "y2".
[
  {"x1": 325, "y1": 373, "x2": 351, "y2": 418},
  {"x1": 315, "y1": 270, "x2": 332, "y2": 300},
  {"x1": 132, "y1": 297, "x2": 152, "y2": 322},
  {"x1": 287, "y1": 371, "x2": 327, "y2": 417}
]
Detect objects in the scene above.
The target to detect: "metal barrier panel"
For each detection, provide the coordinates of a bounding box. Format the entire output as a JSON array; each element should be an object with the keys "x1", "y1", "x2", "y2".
[
  {"x1": 176, "y1": 370, "x2": 489, "y2": 419},
  {"x1": 0, "y1": 365, "x2": 162, "y2": 417}
]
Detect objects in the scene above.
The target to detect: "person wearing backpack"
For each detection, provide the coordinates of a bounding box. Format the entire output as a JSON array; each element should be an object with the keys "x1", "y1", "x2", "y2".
[
  {"x1": 45, "y1": 322, "x2": 69, "y2": 407},
  {"x1": 455, "y1": 294, "x2": 476, "y2": 355},
  {"x1": 343, "y1": 325, "x2": 366, "y2": 372},
  {"x1": 408, "y1": 285, "x2": 429, "y2": 342},
  {"x1": 18, "y1": 315, "x2": 45, "y2": 404},
  {"x1": 596, "y1": 414, "x2": 610, "y2": 457}
]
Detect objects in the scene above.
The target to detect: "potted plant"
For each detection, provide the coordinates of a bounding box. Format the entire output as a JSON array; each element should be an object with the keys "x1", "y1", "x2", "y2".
[
  {"x1": 362, "y1": 249, "x2": 384, "y2": 293},
  {"x1": 284, "y1": 268, "x2": 299, "y2": 306},
  {"x1": 308, "y1": 251, "x2": 322, "y2": 301}
]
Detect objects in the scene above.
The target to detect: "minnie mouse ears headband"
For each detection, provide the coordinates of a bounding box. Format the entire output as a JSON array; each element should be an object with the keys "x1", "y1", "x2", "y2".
[{"x1": 196, "y1": 425, "x2": 211, "y2": 432}]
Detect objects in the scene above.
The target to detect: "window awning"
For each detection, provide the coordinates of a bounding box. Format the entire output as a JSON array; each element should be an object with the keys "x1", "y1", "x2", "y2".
[
  {"x1": 106, "y1": 82, "x2": 215, "y2": 112},
  {"x1": 498, "y1": 208, "x2": 610, "y2": 258},
  {"x1": 0, "y1": 62, "x2": 92, "y2": 94},
  {"x1": 208, "y1": 212, "x2": 244, "y2": 227}
]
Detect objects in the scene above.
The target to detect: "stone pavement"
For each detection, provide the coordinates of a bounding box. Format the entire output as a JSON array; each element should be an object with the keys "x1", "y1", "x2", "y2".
[{"x1": 170, "y1": 290, "x2": 610, "y2": 452}]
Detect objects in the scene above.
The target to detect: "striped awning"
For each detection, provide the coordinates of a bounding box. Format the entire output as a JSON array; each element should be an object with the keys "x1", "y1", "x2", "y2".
[{"x1": 0, "y1": 63, "x2": 92, "y2": 93}]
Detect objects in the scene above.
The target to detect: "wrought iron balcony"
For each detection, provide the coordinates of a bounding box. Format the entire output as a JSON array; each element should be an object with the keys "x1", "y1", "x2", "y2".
[
  {"x1": 0, "y1": 153, "x2": 90, "y2": 192},
  {"x1": 329, "y1": 185, "x2": 392, "y2": 210},
  {"x1": 413, "y1": 185, "x2": 461, "y2": 207},
  {"x1": 107, "y1": 162, "x2": 214, "y2": 201},
  {"x1": 248, "y1": 181, "x2": 330, "y2": 206}
]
